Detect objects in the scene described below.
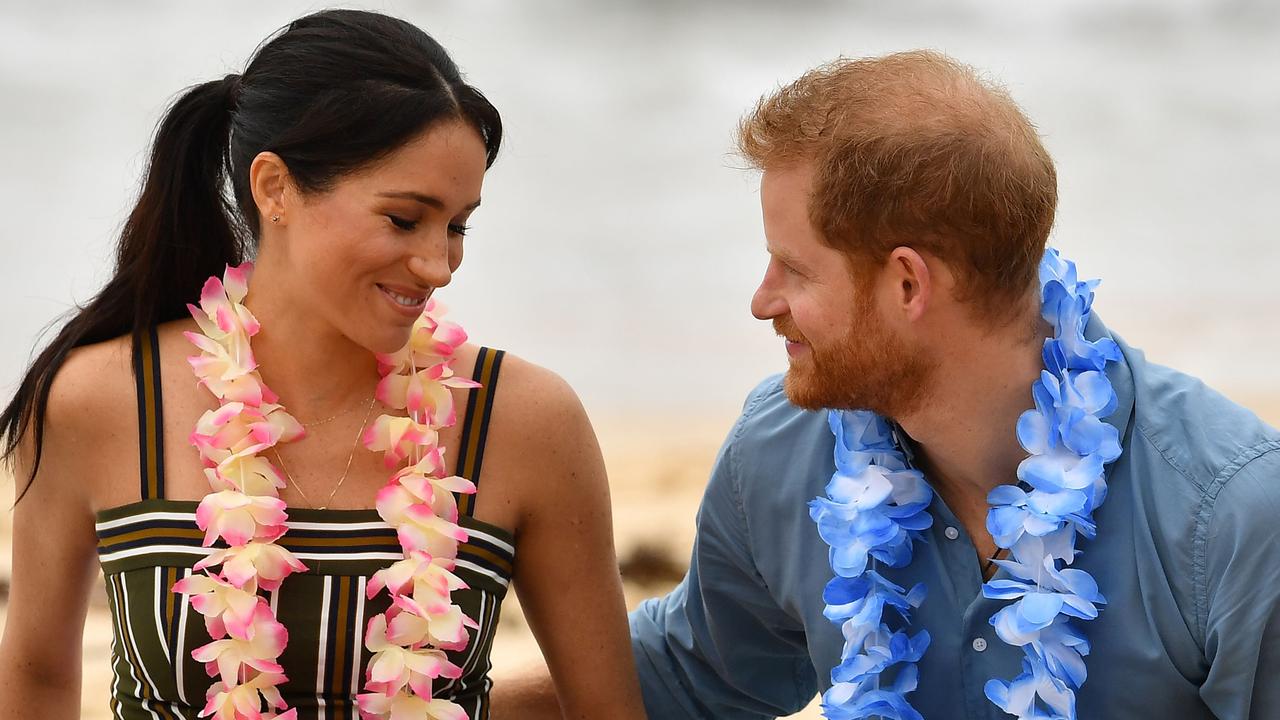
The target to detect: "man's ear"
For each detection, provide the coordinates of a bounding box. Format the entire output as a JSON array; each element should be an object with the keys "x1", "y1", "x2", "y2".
[{"x1": 885, "y1": 246, "x2": 932, "y2": 323}]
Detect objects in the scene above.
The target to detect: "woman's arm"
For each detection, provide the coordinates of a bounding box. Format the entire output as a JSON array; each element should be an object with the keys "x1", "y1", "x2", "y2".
[
  {"x1": 0, "y1": 347, "x2": 118, "y2": 718},
  {"x1": 489, "y1": 660, "x2": 561, "y2": 720},
  {"x1": 493, "y1": 359, "x2": 645, "y2": 720}
]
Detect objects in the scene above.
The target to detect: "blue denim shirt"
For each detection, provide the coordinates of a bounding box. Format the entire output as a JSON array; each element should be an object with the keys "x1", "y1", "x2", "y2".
[{"x1": 630, "y1": 321, "x2": 1280, "y2": 719}]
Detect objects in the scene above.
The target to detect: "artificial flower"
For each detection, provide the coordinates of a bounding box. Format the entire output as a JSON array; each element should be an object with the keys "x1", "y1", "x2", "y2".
[
  {"x1": 362, "y1": 614, "x2": 464, "y2": 697},
  {"x1": 195, "y1": 490, "x2": 289, "y2": 547},
  {"x1": 173, "y1": 573, "x2": 260, "y2": 640},
  {"x1": 201, "y1": 671, "x2": 293, "y2": 720},
  {"x1": 354, "y1": 690, "x2": 467, "y2": 720},
  {"x1": 195, "y1": 541, "x2": 308, "y2": 592},
  {"x1": 191, "y1": 603, "x2": 288, "y2": 686},
  {"x1": 363, "y1": 415, "x2": 438, "y2": 469}
]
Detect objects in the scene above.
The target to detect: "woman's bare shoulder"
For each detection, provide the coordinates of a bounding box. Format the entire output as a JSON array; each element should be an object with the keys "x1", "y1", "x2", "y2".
[
  {"x1": 474, "y1": 350, "x2": 614, "y2": 546},
  {"x1": 155, "y1": 316, "x2": 199, "y2": 348},
  {"x1": 47, "y1": 333, "x2": 136, "y2": 433},
  {"x1": 484, "y1": 350, "x2": 604, "y2": 496},
  {"x1": 11, "y1": 332, "x2": 136, "y2": 501},
  {"x1": 485, "y1": 350, "x2": 589, "y2": 431}
]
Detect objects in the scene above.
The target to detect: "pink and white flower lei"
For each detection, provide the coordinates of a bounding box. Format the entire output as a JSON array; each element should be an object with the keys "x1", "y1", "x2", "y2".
[
  {"x1": 358, "y1": 285, "x2": 480, "y2": 720},
  {"x1": 175, "y1": 263, "x2": 480, "y2": 720}
]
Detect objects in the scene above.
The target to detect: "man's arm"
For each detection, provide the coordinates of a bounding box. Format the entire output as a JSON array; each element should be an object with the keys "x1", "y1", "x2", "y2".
[
  {"x1": 1198, "y1": 446, "x2": 1280, "y2": 718},
  {"x1": 627, "y1": 384, "x2": 816, "y2": 720}
]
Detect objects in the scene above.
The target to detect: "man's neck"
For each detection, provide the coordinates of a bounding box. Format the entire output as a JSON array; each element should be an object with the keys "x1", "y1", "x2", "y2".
[{"x1": 894, "y1": 318, "x2": 1049, "y2": 501}]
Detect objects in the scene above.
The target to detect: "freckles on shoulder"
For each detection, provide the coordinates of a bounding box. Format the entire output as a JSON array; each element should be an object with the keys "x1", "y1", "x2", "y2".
[
  {"x1": 48, "y1": 337, "x2": 136, "y2": 437},
  {"x1": 474, "y1": 351, "x2": 605, "y2": 508},
  {"x1": 11, "y1": 333, "x2": 137, "y2": 504},
  {"x1": 486, "y1": 352, "x2": 593, "y2": 453}
]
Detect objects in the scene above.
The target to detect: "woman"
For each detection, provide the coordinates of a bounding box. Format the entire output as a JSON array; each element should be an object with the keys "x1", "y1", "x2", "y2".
[{"x1": 0, "y1": 10, "x2": 643, "y2": 720}]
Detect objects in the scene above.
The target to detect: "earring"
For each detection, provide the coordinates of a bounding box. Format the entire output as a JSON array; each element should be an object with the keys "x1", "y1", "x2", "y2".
[{"x1": 270, "y1": 215, "x2": 280, "y2": 224}]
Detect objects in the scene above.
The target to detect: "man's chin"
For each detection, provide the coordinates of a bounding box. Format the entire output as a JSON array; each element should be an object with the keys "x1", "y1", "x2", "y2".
[
  {"x1": 782, "y1": 368, "x2": 842, "y2": 411},
  {"x1": 782, "y1": 366, "x2": 898, "y2": 416}
]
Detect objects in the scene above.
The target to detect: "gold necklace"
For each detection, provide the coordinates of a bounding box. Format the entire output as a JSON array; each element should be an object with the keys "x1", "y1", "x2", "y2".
[
  {"x1": 294, "y1": 395, "x2": 373, "y2": 428},
  {"x1": 272, "y1": 397, "x2": 377, "y2": 510}
]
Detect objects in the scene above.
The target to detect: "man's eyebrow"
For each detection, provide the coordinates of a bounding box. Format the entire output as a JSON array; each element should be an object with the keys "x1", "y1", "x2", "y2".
[
  {"x1": 376, "y1": 191, "x2": 482, "y2": 211},
  {"x1": 768, "y1": 245, "x2": 807, "y2": 269}
]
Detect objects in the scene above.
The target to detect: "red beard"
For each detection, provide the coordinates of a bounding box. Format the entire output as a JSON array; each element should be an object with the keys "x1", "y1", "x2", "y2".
[{"x1": 773, "y1": 302, "x2": 935, "y2": 418}]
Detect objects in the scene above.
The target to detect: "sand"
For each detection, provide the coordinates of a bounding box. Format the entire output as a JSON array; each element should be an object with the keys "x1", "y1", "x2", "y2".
[{"x1": 4, "y1": 399, "x2": 1278, "y2": 718}]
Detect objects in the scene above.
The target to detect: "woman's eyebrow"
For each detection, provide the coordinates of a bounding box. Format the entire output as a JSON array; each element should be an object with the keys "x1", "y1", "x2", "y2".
[{"x1": 376, "y1": 190, "x2": 482, "y2": 211}]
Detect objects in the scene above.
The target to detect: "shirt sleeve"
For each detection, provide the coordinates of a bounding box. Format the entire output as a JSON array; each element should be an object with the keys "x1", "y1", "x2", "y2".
[
  {"x1": 628, "y1": 381, "x2": 817, "y2": 720},
  {"x1": 1198, "y1": 445, "x2": 1280, "y2": 719}
]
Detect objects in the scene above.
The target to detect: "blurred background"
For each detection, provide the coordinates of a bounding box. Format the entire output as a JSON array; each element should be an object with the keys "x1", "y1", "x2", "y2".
[{"x1": 1, "y1": 1, "x2": 1277, "y2": 717}]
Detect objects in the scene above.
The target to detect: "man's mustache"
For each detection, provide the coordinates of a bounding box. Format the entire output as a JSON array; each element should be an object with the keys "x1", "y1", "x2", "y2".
[{"x1": 772, "y1": 317, "x2": 807, "y2": 344}]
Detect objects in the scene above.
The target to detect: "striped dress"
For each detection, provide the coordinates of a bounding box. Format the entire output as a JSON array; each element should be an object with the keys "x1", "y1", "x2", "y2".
[{"x1": 95, "y1": 329, "x2": 515, "y2": 719}]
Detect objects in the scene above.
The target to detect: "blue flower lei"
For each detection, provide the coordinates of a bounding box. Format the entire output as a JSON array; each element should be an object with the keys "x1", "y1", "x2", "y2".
[{"x1": 809, "y1": 248, "x2": 1123, "y2": 720}]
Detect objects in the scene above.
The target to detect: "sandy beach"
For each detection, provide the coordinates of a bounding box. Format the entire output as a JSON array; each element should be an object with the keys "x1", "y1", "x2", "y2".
[{"x1": 4, "y1": 399, "x2": 1278, "y2": 719}]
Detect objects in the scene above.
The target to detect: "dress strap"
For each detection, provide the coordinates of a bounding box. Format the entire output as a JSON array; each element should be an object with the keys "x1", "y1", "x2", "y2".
[
  {"x1": 132, "y1": 326, "x2": 166, "y2": 501},
  {"x1": 454, "y1": 347, "x2": 505, "y2": 517}
]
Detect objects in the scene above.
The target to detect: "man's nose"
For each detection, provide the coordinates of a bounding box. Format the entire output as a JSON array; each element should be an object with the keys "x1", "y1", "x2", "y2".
[{"x1": 751, "y1": 273, "x2": 786, "y2": 321}]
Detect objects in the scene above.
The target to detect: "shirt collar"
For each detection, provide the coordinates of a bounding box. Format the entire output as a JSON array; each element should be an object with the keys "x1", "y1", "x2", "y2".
[{"x1": 1086, "y1": 312, "x2": 1136, "y2": 443}]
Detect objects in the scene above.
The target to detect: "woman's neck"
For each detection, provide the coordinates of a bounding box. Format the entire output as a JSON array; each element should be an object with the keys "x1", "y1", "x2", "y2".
[{"x1": 240, "y1": 268, "x2": 381, "y2": 421}]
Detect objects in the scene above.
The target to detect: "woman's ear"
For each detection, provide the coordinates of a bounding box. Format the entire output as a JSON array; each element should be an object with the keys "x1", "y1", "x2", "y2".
[{"x1": 248, "y1": 151, "x2": 292, "y2": 226}]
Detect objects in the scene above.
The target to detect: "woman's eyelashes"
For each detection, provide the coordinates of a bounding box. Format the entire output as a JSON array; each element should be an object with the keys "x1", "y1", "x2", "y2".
[
  {"x1": 386, "y1": 215, "x2": 471, "y2": 237},
  {"x1": 387, "y1": 214, "x2": 418, "y2": 231}
]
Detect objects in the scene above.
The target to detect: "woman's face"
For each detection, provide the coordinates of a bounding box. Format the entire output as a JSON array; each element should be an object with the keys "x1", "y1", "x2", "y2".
[{"x1": 273, "y1": 119, "x2": 489, "y2": 353}]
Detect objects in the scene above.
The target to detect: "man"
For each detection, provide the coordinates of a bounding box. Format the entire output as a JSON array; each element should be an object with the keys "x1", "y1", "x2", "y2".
[{"x1": 494, "y1": 50, "x2": 1280, "y2": 719}]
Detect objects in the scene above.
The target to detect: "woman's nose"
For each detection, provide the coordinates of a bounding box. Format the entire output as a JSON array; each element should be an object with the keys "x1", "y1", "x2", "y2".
[{"x1": 407, "y1": 251, "x2": 451, "y2": 288}]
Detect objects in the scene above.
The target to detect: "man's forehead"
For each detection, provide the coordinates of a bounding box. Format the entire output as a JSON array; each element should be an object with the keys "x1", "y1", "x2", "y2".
[
  {"x1": 760, "y1": 163, "x2": 814, "y2": 194},
  {"x1": 761, "y1": 165, "x2": 823, "y2": 263}
]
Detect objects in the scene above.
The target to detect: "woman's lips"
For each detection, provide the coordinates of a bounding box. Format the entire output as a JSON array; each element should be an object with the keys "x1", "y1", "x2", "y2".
[{"x1": 377, "y1": 283, "x2": 427, "y2": 317}]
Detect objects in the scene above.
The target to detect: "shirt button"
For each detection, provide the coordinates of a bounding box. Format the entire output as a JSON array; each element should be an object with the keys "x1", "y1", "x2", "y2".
[
  {"x1": 972, "y1": 638, "x2": 988, "y2": 652},
  {"x1": 944, "y1": 526, "x2": 960, "y2": 540}
]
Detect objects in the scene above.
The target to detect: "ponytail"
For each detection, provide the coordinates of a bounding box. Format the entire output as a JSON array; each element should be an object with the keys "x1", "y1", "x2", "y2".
[{"x1": 1, "y1": 74, "x2": 246, "y2": 496}]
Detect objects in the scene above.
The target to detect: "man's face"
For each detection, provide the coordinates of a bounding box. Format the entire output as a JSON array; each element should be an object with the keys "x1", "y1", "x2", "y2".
[{"x1": 750, "y1": 165, "x2": 932, "y2": 417}]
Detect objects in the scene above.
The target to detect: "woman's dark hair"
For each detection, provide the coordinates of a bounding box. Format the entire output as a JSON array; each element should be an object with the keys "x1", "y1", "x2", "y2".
[{"x1": 1, "y1": 10, "x2": 502, "y2": 496}]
